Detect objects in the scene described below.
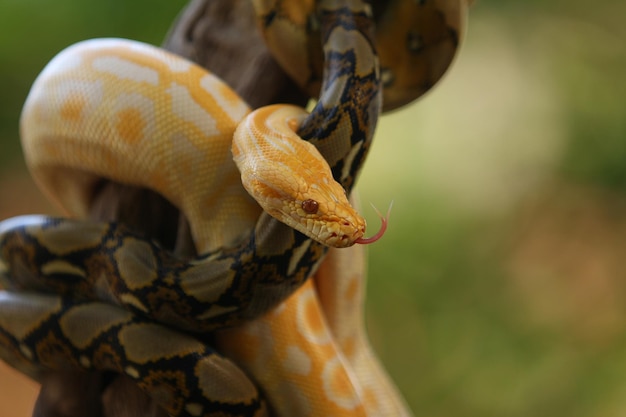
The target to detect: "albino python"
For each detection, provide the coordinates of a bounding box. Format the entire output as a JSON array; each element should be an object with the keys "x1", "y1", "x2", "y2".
[{"x1": 0, "y1": 0, "x2": 468, "y2": 416}]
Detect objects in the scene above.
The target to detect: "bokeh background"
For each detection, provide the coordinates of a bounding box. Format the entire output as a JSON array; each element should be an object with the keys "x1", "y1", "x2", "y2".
[{"x1": 1, "y1": 0, "x2": 625, "y2": 416}]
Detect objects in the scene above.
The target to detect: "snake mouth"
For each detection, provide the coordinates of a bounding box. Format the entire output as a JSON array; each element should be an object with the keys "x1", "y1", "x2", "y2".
[{"x1": 354, "y1": 203, "x2": 391, "y2": 245}]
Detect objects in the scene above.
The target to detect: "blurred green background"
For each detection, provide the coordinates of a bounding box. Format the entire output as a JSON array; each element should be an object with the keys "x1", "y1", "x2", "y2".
[{"x1": 1, "y1": 1, "x2": 626, "y2": 416}]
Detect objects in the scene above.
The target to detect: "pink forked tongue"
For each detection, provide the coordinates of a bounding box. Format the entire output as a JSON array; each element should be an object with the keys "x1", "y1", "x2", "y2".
[{"x1": 355, "y1": 202, "x2": 392, "y2": 245}]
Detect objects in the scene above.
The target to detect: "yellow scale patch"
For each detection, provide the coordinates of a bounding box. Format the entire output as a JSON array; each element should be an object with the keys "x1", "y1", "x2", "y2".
[
  {"x1": 32, "y1": 222, "x2": 108, "y2": 256},
  {"x1": 194, "y1": 355, "x2": 259, "y2": 404},
  {"x1": 0, "y1": 293, "x2": 63, "y2": 341},
  {"x1": 113, "y1": 238, "x2": 158, "y2": 289},
  {"x1": 59, "y1": 303, "x2": 133, "y2": 349},
  {"x1": 41, "y1": 260, "x2": 85, "y2": 278}
]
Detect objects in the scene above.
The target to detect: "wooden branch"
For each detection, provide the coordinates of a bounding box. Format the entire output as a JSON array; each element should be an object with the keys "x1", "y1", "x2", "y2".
[{"x1": 163, "y1": 0, "x2": 308, "y2": 109}]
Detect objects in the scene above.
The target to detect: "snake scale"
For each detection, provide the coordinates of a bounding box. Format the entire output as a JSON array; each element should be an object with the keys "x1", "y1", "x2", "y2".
[{"x1": 0, "y1": 0, "x2": 468, "y2": 416}]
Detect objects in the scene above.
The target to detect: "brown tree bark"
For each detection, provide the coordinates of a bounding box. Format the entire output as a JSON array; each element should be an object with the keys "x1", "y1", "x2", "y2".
[{"x1": 32, "y1": 0, "x2": 308, "y2": 416}]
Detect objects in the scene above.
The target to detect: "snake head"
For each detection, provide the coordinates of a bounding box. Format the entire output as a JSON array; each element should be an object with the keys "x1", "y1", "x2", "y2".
[
  {"x1": 279, "y1": 176, "x2": 368, "y2": 248},
  {"x1": 241, "y1": 174, "x2": 367, "y2": 248},
  {"x1": 233, "y1": 104, "x2": 374, "y2": 248}
]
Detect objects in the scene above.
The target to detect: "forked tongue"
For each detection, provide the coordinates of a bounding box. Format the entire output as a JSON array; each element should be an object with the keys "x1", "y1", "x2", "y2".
[{"x1": 355, "y1": 202, "x2": 392, "y2": 245}]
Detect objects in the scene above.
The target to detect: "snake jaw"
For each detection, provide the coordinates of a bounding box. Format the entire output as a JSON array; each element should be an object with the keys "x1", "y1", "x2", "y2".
[{"x1": 319, "y1": 215, "x2": 366, "y2": 248}]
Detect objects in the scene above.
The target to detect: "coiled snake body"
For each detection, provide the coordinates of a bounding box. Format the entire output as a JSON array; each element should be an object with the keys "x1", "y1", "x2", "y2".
[{"x1": 0, "y1": 1, "x2": 467, "y2": 415}]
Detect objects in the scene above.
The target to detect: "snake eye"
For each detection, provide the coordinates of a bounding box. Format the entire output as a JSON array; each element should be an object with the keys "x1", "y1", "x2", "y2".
[{"x1": 301, "y1": 199, "x2": 319, "y2": 214}]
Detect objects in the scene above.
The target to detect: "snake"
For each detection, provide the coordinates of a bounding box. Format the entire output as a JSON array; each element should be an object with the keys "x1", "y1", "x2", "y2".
[{"x1": 0, "y1": 0, "x2": 468, "y2": 416}]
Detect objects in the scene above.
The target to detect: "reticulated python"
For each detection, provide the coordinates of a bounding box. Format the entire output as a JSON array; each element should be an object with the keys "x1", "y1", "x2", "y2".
[{"x1": 0, "y1": 1, "x2": 467, "y2": 416}]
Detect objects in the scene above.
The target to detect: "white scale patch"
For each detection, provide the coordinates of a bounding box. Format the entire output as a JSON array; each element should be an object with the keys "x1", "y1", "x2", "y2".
[
  {"x1": 113, "y1": 92, "x2": 157, "y2": 140},
  {"x1": 197, "y1": 304, "x2": 238, "y2": 321},
  {"x1": 79, "y1": 356, "x2": 91, "y2": 368},
  {"x1": 236, "y1": 120, "x2": 267, "y2": 160},
  {"x1": 167, "y1": 82, "x2": 218, "y2": 134},
  {"x1": 200, "y1": 74, "x2": 249, "y2": 122},
  {"x1": 41, "y1": 260, "x2": 85, "y2": 278},
  {"x1": 320, "y1": 73, "x2": 349, "y2": 109},
  {"x1": 19, "y1": 344, "x2": 33, "y2": 360},
  {"x1": 296, "y1": 286, "x2": 332, "y2": 346},
  {"x1": 53, "y1": 78, "x2": 104, "y2": 121},
  {"x1": 119, "y1": 293, "x2": 149, "y2": 313},
  {"x1": 125, "y1": 366, "x2": 140, "y2": 379},
  {"x1": 270, "y1": 301, "x2": 288, "y2": 316},
  {"x1": 262, "y1": 125, "x2": 299, "y2": 156},
  {"x1": 126, "y1": 40, "x2": 193, "y2": 73},
  {"x1": 287, "y1": 239, "x2": 313, "y2": 276},
  {"x1": 283, "y1": 345, "x2": 312, "y2": 376},
  {"x1": 321, "y1": 356, "x2": 362, "y2": 410},
  {"x1": 92, "y1": 55, "x2": 159, "y2": 85},
  {"x1": 185, "y1": 403, "x2": 204, "y2": 416},
  {"x1": 165, "y1": 58, "x2": 193, "y2": 73},
  {"x1": 341, "y1": 142, "x2": 362, "y2": 183}
]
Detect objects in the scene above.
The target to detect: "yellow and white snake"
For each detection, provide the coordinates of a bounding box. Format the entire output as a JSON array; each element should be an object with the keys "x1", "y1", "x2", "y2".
[{"x1": 0, "y1": 0, "x2": 468, "y2": 415}]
